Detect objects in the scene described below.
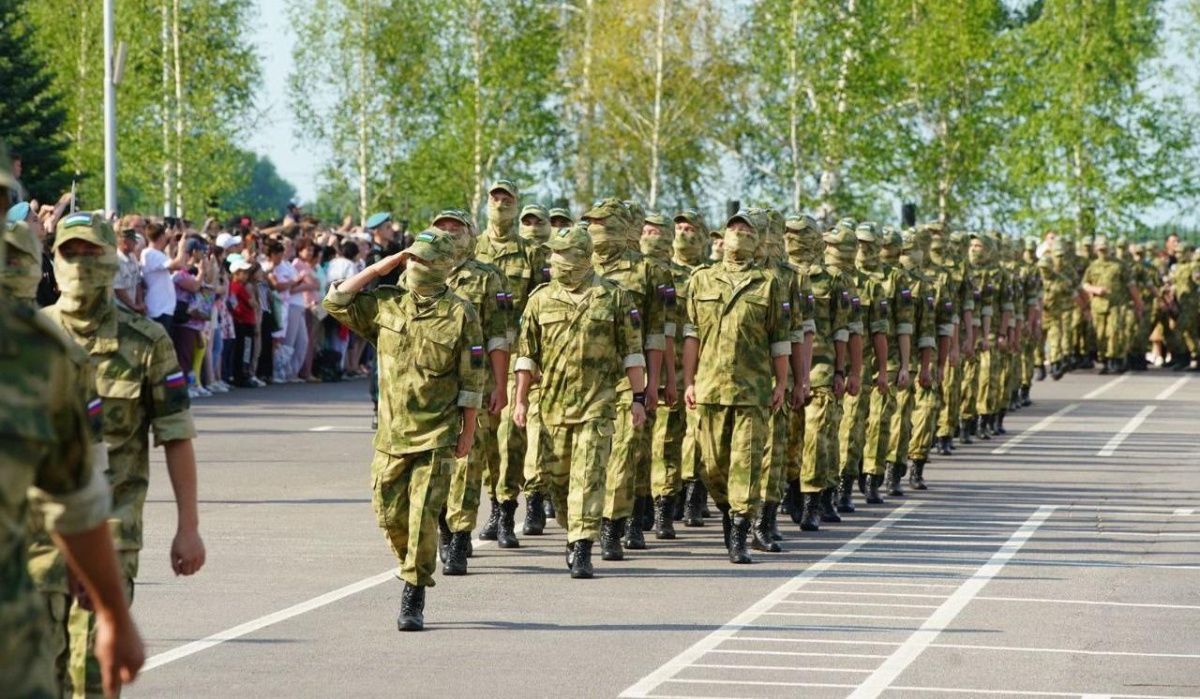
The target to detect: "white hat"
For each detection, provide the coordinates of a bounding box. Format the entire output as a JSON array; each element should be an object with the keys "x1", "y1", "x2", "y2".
[
  {"x1": 230, "y1": 258, "x2": 253, "y2": 273},
  {"x1": 216, "y1": 232, "x2": 244, "y2": 250}
]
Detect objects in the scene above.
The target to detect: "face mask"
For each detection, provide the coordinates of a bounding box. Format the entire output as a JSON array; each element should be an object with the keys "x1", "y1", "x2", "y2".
[
  {"x1": 968, "y1": 247, "x2": 985, "y2": 265},
  {"x1": 2, "y1": 241, "x2": 41, "y2": 301},
  {"x1": 54, "y1": 251, "x2": 118, "y2": 318},
  {"x1": 673, "y1": 230, "x2": 706, "y2": 263},
  {"x1": 640, "y1": 234, "x2": 672, "y2": 261},
  {"x1": 722, "y1": 228, "x2": 759, "y2": 271},
  {"x1": 901, "y1": 248, "x2": 924, "y2": 268},
  {"x1": 929, "y1": 242, "x2": 946, "y2": 265},
  {"x1": 449, "y1": 228, "x2": 475, "y2": 265},
  {"x1": 589, "y1": 222, "x2": 625, "y2": 260},
  {"x1": 519, "y1": 222, "x2": 550, "y2": 245},
  {"x1": 856, "y1": 243, "x2": 881, "y2": 271},
  {"x1": 404, "y1": 258, "x2": 449, "y2": 297},
  {"x1": 550, "y1": 250, "x2": 592, "y2": 290},
  {"x1": 487, "y1": 200, "x2": 518, "y2": 238}
]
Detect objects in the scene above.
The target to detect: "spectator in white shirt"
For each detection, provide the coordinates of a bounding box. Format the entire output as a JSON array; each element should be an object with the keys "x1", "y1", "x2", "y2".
[
  {"x1": 113, "y1": 227, "x2": 145, "y2": 314},
  {"x1": 141, "y1": 220, "x2": 190, "y2": 331}
]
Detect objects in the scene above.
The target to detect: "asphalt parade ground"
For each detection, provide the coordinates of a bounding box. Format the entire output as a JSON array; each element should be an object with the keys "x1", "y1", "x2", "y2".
[{"x1": 127, "y1": 371, "x2": 1200, "y2": 698}]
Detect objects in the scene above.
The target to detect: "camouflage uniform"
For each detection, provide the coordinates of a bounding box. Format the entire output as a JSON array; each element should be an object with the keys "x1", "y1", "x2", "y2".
[
  {"x1": 324, "y1": 231, "x2": 486, "y2": 592},
  {"x1": 516, "y1": 226, "x2": 644, "y2": 561},
  {"x1": 1082, "y1": 236, "x2": 1134, "y2": 371},
  {"x1": 685, "y1": 210, "x2": 791, "y2": 563},
  {"x1": 1042, "y1": 241, "x2": 1079, "y2": 375},
  {"x1": 933, "y1": 230, "x2": 974, "y2": 446}
]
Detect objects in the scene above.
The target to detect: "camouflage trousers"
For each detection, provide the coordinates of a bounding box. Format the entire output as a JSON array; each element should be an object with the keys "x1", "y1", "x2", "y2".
[
  {"x1": 68, "y1": 551, "x2": 138, "y2": 698},
  {"x1": 493, "y1": 382, "x2": 528, "y2": 502},
  {"x1": 1092, "y1": 309, "x2": 1122, "y2": 360},
  {"x1": 446, "y1": 412, "x2": 499, "y2": 533},
  {"x1": 975, "y1": 346, "x2": 999, "y2": 416},
  {"x1": 2, "y1": 592, "x2": 59, "y2": 699},
  {"x1": 1021, "y1": 336, "x2": 1037, "y2": 387},
  {"x1": 760, "y1": 400, "x2": 791, "y2": 504},
  {"x1": 937, "y1": 357, "x2": 962, "y2": 438},
  {"x1": 1044, "y1": 311, "x2": 1070, "y2": 364},
  {"x1": 1179, "y1": 304, "x2": 1200, "y2": 355},
  {"x1": 681, "y1": 407, "x2": 702, "y2": 482},
  {"x1": 885, "y1": 381, "x2": 915, "y2": 467},
  {"x1": 372, "y1": 448, "x2": 454, "y2": 587},
  {"x1": 603, "y1": 389, "x2": 650, "y2": 520},
  {"x1": 801, "y1": 387, "x2": 842, "y2": 493},
  {"x1": 906, "y1": 380, "x2": 940, "y2": 462},
  {"x1": 651, "y1": 403, "x2": 685, "y2": 498},
  {"x1": 863, "y1": 383, "x2": 898, "y2": 477},
  {"x1": 695, "y1": 404, "x2": 766, "y2": 517},
  {"x1": 538, "y1": 419, "x2": 614, "y2": 543},
  {"x1": 837, "y1": 369, "x2": 871, "y2": 479},
  {"x1": 522, "y1": 399, "x2": 554, "y2": 497},
  {"x1": 961, "y1": 352, "x2": 980, "y2": 421}
]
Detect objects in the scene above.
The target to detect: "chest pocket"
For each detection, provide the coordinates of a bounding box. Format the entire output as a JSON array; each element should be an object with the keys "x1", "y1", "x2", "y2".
[
  {"x1": 693, "y1": 292, "x2": 724, "y2": 331},
  {"x1": 96, "y1": 374, "x2": 142, "y2": 441},
  {"x1": 409, "y1": 320, "x2": 458, "y2": 375}
]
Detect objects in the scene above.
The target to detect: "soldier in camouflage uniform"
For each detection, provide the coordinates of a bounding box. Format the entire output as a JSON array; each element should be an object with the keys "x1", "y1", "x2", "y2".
[
  {"x1": 1019, "y1": 238, "x2": 1044, "y2": 399},
  {"x1": 584, "y1": 199, "x2": 666, "y2": 559},
  {"x1": 512, "y1": 225, "x2": 647, "y2": 579},
  {"x1": 933, "y1": 228, "x2": 975, "y2": 455},
  {"x1": 683, "y1": 210, "x2": 792, "y2": 564},
  {"x1": 965, "y1": 233, "x2": 1010, "y2": 440},
  {"x1": 518, "y1": 204, "x2": 552, "y2": 246},
  {"x1": 1083, "y1": 236, "x2": 1143, "y2": 374},
  {"x1": 1129, "y1": 242, "x2": 1159, "y2": 370},
  {"x1": 431, "y1": 211, "x2": 512, "y2": 575},
  {"x1": 324, "y1": 229, "x2": 486, "y2": 631},
  {"x1": 1042, "y1": 240, "x2": 1079, "y2": 380},
  {"x1": 878, "y1": 229, "x2": 934, "y2": 496},
  {"x1": 900, "y1": 227, "x2": 950, "y2": 490},
  {"x1": 548, "y1": 207, "x2": 574, "y2": 229},
  {"x1": 40, "y1": 213, "x2": 205, "y2": 695},
  {"x1": 672, "y1": 210, "x2": 712, "y2": 526}
]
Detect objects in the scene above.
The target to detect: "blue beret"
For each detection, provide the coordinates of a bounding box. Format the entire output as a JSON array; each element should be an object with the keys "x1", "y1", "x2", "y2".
[
  {"x1": 365, "y1": 212, "x2": 391, "y2": 230},
  {"x1": 7, "y1": 201, "x2": 30, "y2": 225}
]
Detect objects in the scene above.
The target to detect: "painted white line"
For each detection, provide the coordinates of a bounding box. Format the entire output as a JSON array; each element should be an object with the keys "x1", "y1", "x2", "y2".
[
  {"x1": 1175, "y1": 508, "x2": 1196, "y2": 516},
  {"x1": 928, "y1": 642, "x2": 1200, "y2": 659},
  {"x1": 798, "y1": 581, "x2": 959, "y2": 590},
  {"x1": 665, "y1": 679, "x2": 855, "y2": 689},
  {"x1": 847, "y1": 505, "x2": 1056, "y2": 699},
  {"x1": 729, "y1": 637, "x2": 899, "y2": 647},
  {"x1": 1082, "y1": 374, "x2": 1129, "y2": 399},
  {"x1": 1098, "y1": 405, "x2": 1156, "y2": 457},
  {"x1": 617, "y1": 503, "x2": 918, "y2": 698},
  {"x1": 691, "y1": 663, "x2": 871, "y2": 673},
  {"x1": 789, "y1": 590, "x2": 949, "y2": 599},
  {"x1": 776, "y1": 600, "x2": 942, "y2": 609},
  {"x1": 143, "y1": 569, "x2": 396, "y2": 671},
  {"x1": 1155, "y1": 376, "x2": 1189, "y2": 401},
  {"x1": 707, "y1": 648, "x2": 889, "y2": 659},
  {"x1": 888, "y1": 687, "x2": 1187, "y2": 699},
  {"x1": 307, "y1": 425, "x2": 373, "y2": 433},
  {"x1": 863, "y1": 539, "x2": 1014, "y2": 547},
  {"x1": 974, "y1": 596, "x2": 1200, "y2": 610},
  {"x1": 991, "y1": 404, "x2": 1078, "y2": 455},
  {"x1": 308, "y1": 425, "x2": 335, "y2": 432},
  {"x1": 826, "y1": 561, "x2": 976, "y2": 571},
  {"x1": 762, "y1": 611, "x2": 929, "y2": 620}
]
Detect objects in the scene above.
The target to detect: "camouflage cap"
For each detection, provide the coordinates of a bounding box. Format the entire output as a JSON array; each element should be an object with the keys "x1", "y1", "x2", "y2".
[
  {"x1": 674, "y1": 209, "x2": 706, "y2": 227},
  {"x1": 583, "y1": 197, "x2": 626, "y2": 221},
  {"x1": 900, "y1": 228, "x2": 918, "y2": 251},
  {"x1": 855, "y1": 222, "x2": 878, "y2": 243},
  {"x1": 923, "y1": 220, "x2": 945, "y2": 234},
  {"x1": 1131, "y1": 242, "x2": 1145, "y2": 254},
  {"x1": 1093, "y1": 235, "x2": 1109, "y2": 250},
  {"x1": 1115, "y1": 235, "x2": 1129, "y2": 247},
  {"x1": 1037, "y1": 255, "x2": 1053, "y2": 269},
  {"x1": 785, "y1": 214, "x2": 817, "y2": 233},
  {"x1": 726, "y1": 209, "x2": 765, "y2": 235},
  {"x1": 1051, "y1": 239, "x2": 1069, "y2": 256},
  {"x1": 1145, "y1": 240, "x2": 1160, "y2": 252},
  {"x1": 1181, "y1": 240, "x2": 1196, "y2": 255},
  {"x1": 365, "y1": 212, "x2": 391, "y2": 230},
  {"x1": 1081, "y1": 235, "x2": 1094, "y2": 247},
  {"x1": 882, "y1": 227, "x2": 902, "y2": 249},
  {"x1": 401, "y1": 228, "x2": 455, "y2": 263},
  {"x1": 53, "y1": 212, "x2": 117, "y2": 252},
  {"x1": 823, "y1": 225, "x2": 857, "y2": 251},
  {"x1": 548, "y1": 207, "x2": 573, "y2": 223},
  {"x1": 949, "y1": 231, "x2": 968, "y2": 244},
  {"x1": 519, "y1": 204, "x2": 549, "y2": 222},
  {"x1": 546, "y1": 223, "x2": 593, "y2": 254},
  {"x1": 432, "y1": 209, "x2": 471, "y2": 228},
  {"x1": 4, "y1": 220, "x2": 40, "y2": 258},
  {"x1": 644, "y1": 212, "x2": 669, "y2": 227},
  {"x1": 488, "y1": 179, "x2": 519, "y2": 198}
]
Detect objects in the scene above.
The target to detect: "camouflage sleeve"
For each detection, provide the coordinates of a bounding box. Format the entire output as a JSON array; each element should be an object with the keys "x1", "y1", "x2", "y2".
[
  {"x1": 145, "y1": 329, "x2": 198, "y2": 446},
  {"x1": 867, "y1": 281, "x2": 890, "y2": 336},
  {"x1": 1000, "y1": 271, "x2": 1017, "y2": 314},
  {"x1": 323, "y1": 283, "x2": 381, "y2": 343},
  {"x1": 934, "y1": 273, "x2": 955, "y2": 337},
  {"x1": 915, "y1": 282, "x2": 937, "y2": 350},
  {"x1": 845, "y1": 284, "x2": 865, "y2": 337},
  {"x1": 786, "y1": 273, "x2": 804, "y2": 343},
  {"x1": 33, "y1": 352, "x2": 110, "y2": 535},
  {"x1": 615, "y1": 287, "x2": 647, "y2": 369},
  {"x1": 657, "y1": 270, "x2": 681, "y2": 340},
  {"x1": 514, "y1": 293, "x2": 541, "y2": 374},
  {"x1": 978, "y1": 271, "x2": 996, "y2": 317},
  {"x1": 457, "y1": 303, "x2": 486, "y2": 409},
  {"x1": 796, "y1": 274, "x2": 816, "y2": 338},
  {"x1": 893, "y1": 277, "x2": 915, "y2": 337},
  {"x1": 960, "y1": 275, "x2": 976, "y2": 314},
  {"x1": 483, "y1": 270, "x2": 510, "y2": 353},
  {"x1": 642, "y1": 263, "x2": 667, "y2": 352},
  {"x1": 767, "y1": 277, "x2": 792, "y2": 358},
  {"x1": 834, "y1": 282, "x2": 853, "y2": 342},
  {"x1": 683, "y1": 276, "x2": 699, "y2": 340}
]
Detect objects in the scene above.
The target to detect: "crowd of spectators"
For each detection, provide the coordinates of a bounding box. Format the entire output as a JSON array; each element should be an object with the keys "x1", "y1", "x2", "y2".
[{"x1": 37, "y1": 206, "x2": 408, "y2": 398}]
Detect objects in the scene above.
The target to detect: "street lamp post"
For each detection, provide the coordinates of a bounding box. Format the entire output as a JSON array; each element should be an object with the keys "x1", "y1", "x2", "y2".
[{"x1": 103, "y1": 0, "x2": 117, "y2": 217}]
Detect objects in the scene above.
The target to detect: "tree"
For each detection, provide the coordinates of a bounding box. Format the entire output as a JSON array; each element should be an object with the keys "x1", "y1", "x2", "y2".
[
  {"x1": 219, "y1": 152, "x2": 297, "y2": 221},
  {"x1": 0, "y1": 0, "x2": 73, "y2": 202}
]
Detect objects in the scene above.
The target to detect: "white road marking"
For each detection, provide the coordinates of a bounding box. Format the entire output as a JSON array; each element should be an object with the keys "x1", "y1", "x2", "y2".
[
  {"x1": 1155, "y1": 376, "x2": 1190, "y2": 401},
  {"x1": 928, "y1": 642, "x2": 1200, "y2": 659},
  {"x1": 762, "y1": 611, "x2": 930, "y2": 620},
  {"x1": 729, "y1": 637, "x2": 900, "y2": 647},
  {"x1": 691, "y1": 663, "x2": 871, "y2": 673},
  {"x1": 1083, "y1": 374, "x2": 1129, "y2": 399},
  {"x1": 799, "y1": 581, "x2": 959, "y2": 590},
  {"x1": 1175, "y1": 508, "x2": 1196, "y2": 516},
  {"x1": 974, "y1": 595, "x2": 1200, "y2": 610},
  {"x1": 665, "y1": 678, "x2": 853, "y2": 688},
  {"x1": 309, "y1": 425, "x2": 335, "y2": 432},
  {"x1": 1097, "y1": 405, "x2": 1156, "y2": 456},
  {"x1": 887, "y1": 687, "x2": 1184, "y2": 699},
  {"x1": 991, "y1": 404, "x2": 1078, "y2": 455},
  {"x1": 776, "y1": 600, "x2": 942, "y2": 609},
  {"x1": 847, "y1": 505, "x2": 1056, "y2": 699},
  {"x1": 789, "y1": 590, "x2": 949, "y2": 599},
  {"x1": 307, "y1": 425, "x2": 374, "y2": 433},
  {"x1": 618, "y1": 504, "x2": 918, "y2": 698},
  {"x1": 707, "y1": 648, "x2": 890, "y2": 659}
]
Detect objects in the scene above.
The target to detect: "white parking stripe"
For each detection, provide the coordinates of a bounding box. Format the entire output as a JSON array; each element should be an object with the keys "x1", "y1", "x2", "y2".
[
  {"x1": 1155, "y1": 376, "x2": 1189, "y2": 400},
  {"x1": 974, "y1": 596, "x2": 1200, "y2": 610},
  {"x1": 707, "y1": 648, "x2": 889, "y2": 659},
  {"x1": 691, "y1": 663, "x2": 871, "y2": 673},
  {"x1": 1098, "y1": 405, "x2": 1156, "y2": 456},
  {"x1": 928, "y1": 642, "x2": 1200, "y2": 659},
  {"x1": 618, "y1": 504, "x2": 918, "y2": 698},
  {"x1": 847, "y1": 505, "x2": 1056, "y2": 699},
  {"x1": 991, "y1": 403, "x2": 1079, "y2": 455}
]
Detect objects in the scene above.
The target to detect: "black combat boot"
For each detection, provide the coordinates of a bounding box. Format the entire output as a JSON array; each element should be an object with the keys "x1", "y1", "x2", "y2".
[
  {"x1": 443, "y1": 532, "x2": 470, "y2": 576},
  {"x1": 569, "y1": 539, "x2": 594, "y2": 579},
  {"x1": 752, "y1": 502, "x2": 782, "y2": 553},
  {"x1": 785, "y1": 479, "x2": 804, "y2": 523},
  {"x1": 729, "y1": 515, "x2": 753, "y2": 564},
  {"x1": 682, "y1": 480, "x2": 705, "y2": 527},
  {"x1": 799, "y1": 492, "x2": 820, "y2": 532},
  {"x1": 544, "y1": 498, "x2": 555, "y2": 518},
  {"x1": 641, "y1": 495, "x2": 656, "y2": 532},
  {"x1": 770, "y1": 506, "x2": 783, "y2": 541},
  {"x1": 1051, "y1": 361, "x2": 1065, "y2": 380},
  {"x1": 960, "y1": 420, "x2": 974, "y2": 445},
  {"x1": 1020, "y1": 386, "x2": 1032, "y2": 406},
  {"x1": 718, "y1": 504, "x2": 733, "y2": 550},
  {"x1": 523, "y1": 492, "x2": 545, "y2": 535},
  {"x1": 819, "y1": 489, "x2": 842, "y2": 523},
  {"x1": 673, "y1": 490, "x2": 686, "y2": 521},
  {"x1": 1034, "y1": 365, "x2": 1046, "y2": 381},
  {"x1": 995, "y1": 410, "x2": 1007, "y2": 435},
  {"x1": 438, "y1": 508, "x2": 452, "y2": 564},
  {"x1": 865, "y1": 474, "x2": 885, "y2": 505},
  {"x1": 981, "y1": 415, "x2": 994, "y2": 440},
  {"x1": 479, "y1": 497, "x2": 500, "y2": 541},
  {"x1": 1098, "y1": 358, "x2": 1110, "y2": 375},
  {"x1": 624, "y1": 505, "x2": 647, "y2": 550},
  {"x1": 397, "y1": 583, "x2": 426, "y2": 632},
  {"x1": 836, "y1": 474, "x2": 856, "y2": 513},
  {"x1": 653, "y1": 495, "x2": 677, "y2": 540},
  {"x1": 497, "y1": 499, "x2": 520, "y2": 548},
  {"x1": 600, "y1": 518, "x2": 624, "y2": 561},
  {"x1": 937, "y1": 436, "x2": 953, "y2": 456},
  {"x1": 885, "y1": 462, "x2": 904, "y2": 497},
  {"x1": 909, "y1": 459, "x2": 928, "y2": 490}
]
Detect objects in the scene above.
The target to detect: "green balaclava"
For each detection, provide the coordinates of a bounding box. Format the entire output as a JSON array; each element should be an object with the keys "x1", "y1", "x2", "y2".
[
  {"x1": 855, "y1": 222, "x2": 881, "y2": 272},
  {"x1": 433, "y1": 210, "x2": 476, "y2": 267},
  {"x1": 518, "y1": 204, "x2": 551, "y2": 246},
  {"x1": 3, "y1": 212, "x2": 42, "y2": 301},
  {"x1": 880, "y1": 227, "x2": 902, "y2": 266},
  {"x1": 486, "y1": 180, "x2": 519, "y2": 241},
  {"x1": 899, "y1": 229, "x2": 923, "y2": 269},
  {"x1": 623, "y1": 201, "x2": 645, "y2": 252},
  {"x1": 402, "y1": 230, "x2": 455, "y2": 298},
  {"x1": 722, "y1": 212, "x2": 761, "y2": 273},
  {"x1": 823, "y1": 221, "x2": 856, "y2": 272},
  {"x1": 547, "y1": 224, "x2": 595, "y2": 291},
  {"x1": 52, "y1": 212, "x2": 120, "y2": 333},
  {"x1": 1093, "y1": 236, "x2": 1110, "y2": 259},
  {"x1": 928, "y1": 231, "x2": 947, "y2": 266},
  {"x1": 640, "y1": 214, "x2": 673, "y2": 262},
  {"x1": 585, "y1": 198, "x2": 628, "y2": 262},
  {"x1": 785, "y1": 215, "x2": 822, "y2": 267},
  {"x1": 672, "y1": 210, "x2": 708, "y2": 266},
  {"x1": 763, "y1": 209, "x2": 786, "y2": 265}
]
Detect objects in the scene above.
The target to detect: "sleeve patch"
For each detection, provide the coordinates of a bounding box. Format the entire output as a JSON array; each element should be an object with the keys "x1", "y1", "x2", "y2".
[
  {"x1": 630, "y1": 308, "x2": 642, "y2": 329},
  {"x1": 470, "y1": 345, "x2": 485, "y2": 368},
  {"x1": 165, "y1": 371, "x2": 187, "y2": 389},
  {"x1": 900, "y1": 288, "x2": 912, "y2": 306}
]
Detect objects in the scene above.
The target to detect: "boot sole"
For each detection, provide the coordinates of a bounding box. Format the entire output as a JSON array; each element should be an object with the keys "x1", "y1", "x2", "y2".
[
  {"x1": 601, "y1": 552, "x2": 624, "y2": 561},
  {"x1": 397, "y1": 620, "x2": 423, "y2": 632},
  {"x1": 497, "y1": 540, "x2": 520, "y2": 549},
  {"x1": 570, "y1": 570, "x2": 594, "y2": 579},
  {"x1": 443, "y1": 566, "x2": 467, "y2": 576},
  {"x1": 654, "y1": 532, "x2": 676, "y2": 540}
]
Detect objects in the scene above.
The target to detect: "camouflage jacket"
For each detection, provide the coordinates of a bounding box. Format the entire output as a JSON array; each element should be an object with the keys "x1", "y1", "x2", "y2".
[
  {"x1": 474, "y1": 233, "x2": 548, "y2": 343},
  {"x1": 1083, "y1": 258, "x2": 1132, "y2": 310},
  {"x1": 895, "y1": 261, "x2": 938, "y2": 371},
  {"x1": 804, "y1": 264, "x2": 854, "y2": 389},
  {"x1": 443, "y1": 259, "x2": 512, "y2": 392}
]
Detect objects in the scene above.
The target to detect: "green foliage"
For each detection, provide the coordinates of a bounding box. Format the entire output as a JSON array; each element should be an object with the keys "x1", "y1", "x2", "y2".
[{"x1": 219, "y1": 152, "x2": 297, "y2": 220}]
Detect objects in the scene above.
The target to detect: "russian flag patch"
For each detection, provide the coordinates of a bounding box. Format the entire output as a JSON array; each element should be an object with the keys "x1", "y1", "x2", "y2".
[
  {"x1": 87, "y1": 398, "x2": 102, "y2": 417},
  {"x1": 165, "y1": 371, "x2": 186, "y2": 389}
]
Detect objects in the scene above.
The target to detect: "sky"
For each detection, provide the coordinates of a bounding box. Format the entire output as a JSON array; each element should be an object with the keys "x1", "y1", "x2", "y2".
[{"x1": 249, "y1": 0, "x2": 1198, "y2": 225}]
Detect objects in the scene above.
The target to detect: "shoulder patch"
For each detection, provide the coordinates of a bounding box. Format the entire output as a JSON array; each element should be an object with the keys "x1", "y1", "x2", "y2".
[{"x1": 121, "y1": 309, "x2": 170, "y2": 342}]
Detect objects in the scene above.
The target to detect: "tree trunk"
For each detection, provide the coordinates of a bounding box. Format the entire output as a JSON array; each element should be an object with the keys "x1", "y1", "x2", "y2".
[
  {"x1": 647, "y1": 0, "x2": 667, "y2": 208},
  {"x1": 788, "y1": 0, "x2": 802, "y2": 212},
  {"x1": 73, "y1": 0, "x2": 89, "y2": 182},
  {"x1": 470, "y1": 0, "x2": 485, "y2": 219},
  {"x1": 172, "y1": 0, "x2": 184, "y2": 217},
  {"x1": 573, "y1": 0, "x2": 595, "y2": 210},
  {"x1": 356, "y1": 0, "x2": 369, "y2": 224},
  {"x1": 816, "y1": 0, "x2": 858, "y2": 220}
]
